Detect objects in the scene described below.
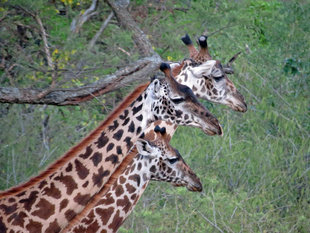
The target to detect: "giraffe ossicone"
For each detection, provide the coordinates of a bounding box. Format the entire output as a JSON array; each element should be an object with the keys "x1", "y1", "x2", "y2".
[
  {"x1": 0, "y1": 63, "x2": 220, "y2": 233},
  {"x1": 62, "y1": 126, "x2": 202, "y2": 233}
]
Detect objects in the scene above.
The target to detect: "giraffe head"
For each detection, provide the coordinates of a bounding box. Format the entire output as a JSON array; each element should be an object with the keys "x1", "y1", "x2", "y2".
[
  {"x1": 203, "y1": 60, "x2": 247, "y2": 112},
  {"x1": 145, "y1": 63, "x2": 222, "y2": 136},
  {"x1": 176, "y1": 34, "x2": 247, "y2": 112},
  {"x1": 136, "y1": 126, "x2": 202, "y2": 192}
]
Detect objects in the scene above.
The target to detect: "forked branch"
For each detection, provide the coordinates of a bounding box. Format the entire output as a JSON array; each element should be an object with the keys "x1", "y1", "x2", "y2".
[{"x1": 70, "y1": 0, "x2": 99, "y2": 34}]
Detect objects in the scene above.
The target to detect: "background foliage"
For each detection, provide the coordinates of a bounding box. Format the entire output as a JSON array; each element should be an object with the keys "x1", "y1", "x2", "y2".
[{"x1": 0, "y1": 0, "x2": 309, "y2": 232}]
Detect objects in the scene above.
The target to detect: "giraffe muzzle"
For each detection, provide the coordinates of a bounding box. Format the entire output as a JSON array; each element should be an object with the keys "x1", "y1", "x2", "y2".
[
  {"x1": 231, "y1": 91, "x2": 247, "y2": 112},
  {"x1": 202, "y1": 121, "x2": 223, "y2": 136},
  {"x1": 236, "y1": 102, "x2": 247, "y2": 112},
  {"x1": 191, "y1": 103, "x2": 223, "y2": 136},
  {"x1": 187, "y1": 180, "x2": 203, "y2": 192},
  {"x1": 199, "y1": 113, "x2": 223, "y2": 136}
]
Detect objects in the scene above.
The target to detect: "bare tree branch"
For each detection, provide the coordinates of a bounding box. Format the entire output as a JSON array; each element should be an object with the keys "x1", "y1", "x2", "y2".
[
  {"x1": 34, "y1": 14, "x2": 53, "y2": 72},
  {"x1": 106, "y1": 0, "x2": 155, "y2": 57},
  {"x1": 34, "y1": 14, "x2": 57, "y2": 94},
  {"x1": 70, "y1": 0, "x2": 98, "y2": 34},
  {"x1": 88, "y1": 11, "x2": 114, "y2": 50},
  {"x1": 0, "y1": 55, "x2": 162, "y2": 105}
]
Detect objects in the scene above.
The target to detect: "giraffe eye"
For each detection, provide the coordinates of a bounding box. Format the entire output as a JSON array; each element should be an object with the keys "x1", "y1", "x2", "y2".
[
  {"x1": 167, "y1": 157, "x2": 179, "y2": 164},
  {"x1": 213, "y1": 76, "x2": 224, "y2": 82},
  {"x1": 171, "y1": 97, "x2": 184, "y2": 104}
]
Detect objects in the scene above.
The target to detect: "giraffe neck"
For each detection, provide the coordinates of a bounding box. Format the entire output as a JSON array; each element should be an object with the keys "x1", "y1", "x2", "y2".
[
  {"x1": 63, "y1": 121, "x2": 202, "y2": 233},
  {"x1": 60, "y1": 121, "x2": 178, "y2": 232},
  {"x1": 64, "y1": 153, "x2": 152, "y2": 233},
  {"x1": 0, "y1": 83, "x2": 158, "y2": 232}
]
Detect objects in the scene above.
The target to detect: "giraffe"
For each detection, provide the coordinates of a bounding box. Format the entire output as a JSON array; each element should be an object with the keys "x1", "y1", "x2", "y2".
[
  {"x1": 62, "y1": 125, "x2": 202, "y2": 233},
  {"x1": 0, "y1": 63, "x2": 222, "y2": 233},
  {"x1": 61, "y1": 56, "x2": 248, "y2": 231},
  {"x1": 60, "y1": 40, "x2": 249, "y2": 231}
]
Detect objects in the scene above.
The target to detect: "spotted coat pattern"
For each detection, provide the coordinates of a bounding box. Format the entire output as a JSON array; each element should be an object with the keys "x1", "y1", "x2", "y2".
[
  {"x1": 0, "y1": 65, "x2": 221, "y2": 233},
  {"x1": 63, "y1": 126, "x2": 202, "y2": 233},
  {"x1": 59, "y1": 54, "x2": 248, "y2": 232},
  {"x1": 59, "y1": 55, "x2": 248, "y2": 232}
]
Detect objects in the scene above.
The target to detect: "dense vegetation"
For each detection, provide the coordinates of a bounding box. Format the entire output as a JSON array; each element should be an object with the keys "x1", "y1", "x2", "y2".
[{"x1": 0, "y1": 0, "x2": 309, "y2": 232}]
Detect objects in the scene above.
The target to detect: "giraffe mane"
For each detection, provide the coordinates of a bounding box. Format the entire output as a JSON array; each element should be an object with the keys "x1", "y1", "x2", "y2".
[{"x1": 0, "y1": 82, "x2": 150, "y2": 198}]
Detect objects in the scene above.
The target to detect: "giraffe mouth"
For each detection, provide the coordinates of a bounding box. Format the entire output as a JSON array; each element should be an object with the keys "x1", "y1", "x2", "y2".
[
  {"x1": 201, "y1": 118, "x2": 223, "y2": 136},
  {"x1": 230, "y1": 101, "x2": 247, "y2": 112},
  {"x1": 187, "y1": 182, "x2": 203, "y2": 192},
  {"x1": 203, "y1": 125, "x2": 223, "y2": 136},
  {"x1": 230, "y1": 91, "x2": 247, "y2": 112},
  {"x1": 191, "y1": 101, "x2": 223, "y2": 136},
  {"x1": 237, "y1": 102, "x2": 247, "y2": 112}
]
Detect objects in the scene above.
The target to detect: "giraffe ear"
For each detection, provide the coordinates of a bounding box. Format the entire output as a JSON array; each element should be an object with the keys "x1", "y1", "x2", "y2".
[
  {"x1": 191, "y1": 60, "x2": 217, "y2": 77},
  {"x1": 136, "y1": 139, "x2": 156, "y2": 157}
]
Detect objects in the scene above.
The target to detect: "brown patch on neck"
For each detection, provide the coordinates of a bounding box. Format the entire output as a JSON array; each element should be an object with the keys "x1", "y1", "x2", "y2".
[
  {"x1": 172, "y1": 62, "x2": 183, "y2": 77},
  {"x1": 188, "y1": 44, "x2": 198, "y2": 59},
  {"x1": 196, "y1": 48, "x2": 212, "y2": 62},
  {"x1": 0, "y1": 82, "x2": 150, "y2": 199}
]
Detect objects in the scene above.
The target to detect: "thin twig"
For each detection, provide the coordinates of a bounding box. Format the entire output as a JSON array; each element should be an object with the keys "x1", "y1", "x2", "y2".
[
  {"x1": 117, "y1": 47, "x2": 131, "y2": 56},
  {"x1": 233, "y1": 76, "x2": 261, "y2": 103},
  {"x1": 205, "y1": 24, "x2": 237, "y2": 37},
  {"x1": 71, "y1": 0, "x2": 98, "y2": 34},
  {"x1": 34, "y1": 15, "x2": 53, "y2": 71},
  {"x1": 89, "y1": 11, "x2": 114, "y2": 49},
  {"x1": 34, "y1": 14, "x2": 58, "y2": 99},
  {"x1": 197, "y1": 210, "x2": 224, "y2": 233}
]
